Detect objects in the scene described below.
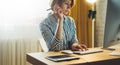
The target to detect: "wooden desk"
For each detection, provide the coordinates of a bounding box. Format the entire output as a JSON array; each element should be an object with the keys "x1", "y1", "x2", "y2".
[{"x1": 26, "y1": 50, "x2": 120, "y2": 65}]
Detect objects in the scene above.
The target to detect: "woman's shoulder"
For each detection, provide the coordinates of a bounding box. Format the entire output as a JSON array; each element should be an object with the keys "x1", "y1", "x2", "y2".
[
  {"x1": 65, "y1": 16, "x2": 75, "y2": 23},
  {"x1": 40, "y1": 13, "x2": 52, "y2": 24},
  {"x1": 40, "y1": 13, "x2": 57, "y2": 28},
  {"x1": 65, "y1": 15, "x2": 73, "y2": 19}
]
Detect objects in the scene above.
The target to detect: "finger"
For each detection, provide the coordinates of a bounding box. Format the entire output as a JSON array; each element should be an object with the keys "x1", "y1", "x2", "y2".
[
  {"x1": 81, "y1": 44, "x2": 88, "y2": 50},
  {"x1": 57, "y1": 9, "x2": 62, "y2": 13},
  {"x1": 72, "y1": 45, "x2": 80, "y2": 51},
  {"x1": 53, "y1": 4, "x2": 60, "y2": 13},
  {"x1": 77, "y1": 45, "x2": 84, "y2": 51},
  {"x1": 72, "y1": 47, "x2": 78, "y2": 51}
]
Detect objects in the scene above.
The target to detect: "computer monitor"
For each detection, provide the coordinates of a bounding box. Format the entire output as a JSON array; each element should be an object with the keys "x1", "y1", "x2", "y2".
[{"x1": 103, "y1": 0, "x2": 120, "y2": 50}]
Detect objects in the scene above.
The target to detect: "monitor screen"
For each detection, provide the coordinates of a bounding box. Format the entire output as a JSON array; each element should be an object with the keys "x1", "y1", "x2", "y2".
[{"x1": 103, "y1": 0, "x2": 120, "y2": 49}]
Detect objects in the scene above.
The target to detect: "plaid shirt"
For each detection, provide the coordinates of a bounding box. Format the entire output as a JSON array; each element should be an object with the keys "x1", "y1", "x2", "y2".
[{"x1": 40, "y1": 13, "x2": 78, "y2": 51}]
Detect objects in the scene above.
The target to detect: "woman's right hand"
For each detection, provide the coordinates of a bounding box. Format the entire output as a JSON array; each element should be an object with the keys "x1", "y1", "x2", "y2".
[{"x1": 53, "y1": 4, "x2": 64, "y2": 21}]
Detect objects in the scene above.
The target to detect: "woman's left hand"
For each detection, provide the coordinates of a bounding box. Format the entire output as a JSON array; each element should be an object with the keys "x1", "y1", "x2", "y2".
[{"x1": 71, "y1": 44, "x2": 88, "y2": 51}]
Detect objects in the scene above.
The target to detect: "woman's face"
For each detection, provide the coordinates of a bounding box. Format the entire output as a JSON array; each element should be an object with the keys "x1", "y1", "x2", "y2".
[
  {"x1": 53, "y1": 0, "x2": 72, "y2": 15},
  {"x1": 61, "y1": 0, "x2": 72, "y2": 15}
]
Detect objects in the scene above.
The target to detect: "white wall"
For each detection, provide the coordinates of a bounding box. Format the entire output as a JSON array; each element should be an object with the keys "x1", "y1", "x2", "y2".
[{"x1": 0, "y1": 0, "x2": 50, "y2": 39}]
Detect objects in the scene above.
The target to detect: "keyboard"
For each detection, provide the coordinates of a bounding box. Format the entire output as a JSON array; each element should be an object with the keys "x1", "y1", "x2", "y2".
[{"x1": 72, "y1": 49, "x2": 103, "y2": 54}]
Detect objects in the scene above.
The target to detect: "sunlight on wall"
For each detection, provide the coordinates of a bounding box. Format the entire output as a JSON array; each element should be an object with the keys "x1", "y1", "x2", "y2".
[{"x1": 0, "y1": 0, "x2": 50, "y2": 39}]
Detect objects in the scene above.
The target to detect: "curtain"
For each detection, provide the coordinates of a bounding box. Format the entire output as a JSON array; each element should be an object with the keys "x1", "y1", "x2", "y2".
[
  {"x1": 0, "y1": 39, "x2": 42, "y2": 65},
  {"x1": 0, "y1": 0, "x2": 49, "y2": 65},
  {"x1": 96, "y1": 0, "x2": 108, "y2": 47},
  {"x1": 70, "y1": 0, "x2": 92, "y2": 47}
]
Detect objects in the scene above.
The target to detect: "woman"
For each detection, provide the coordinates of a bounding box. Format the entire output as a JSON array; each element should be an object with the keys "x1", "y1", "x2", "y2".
[{"x1": 40, "y1": 0, "x2": 87, "y2": 51}]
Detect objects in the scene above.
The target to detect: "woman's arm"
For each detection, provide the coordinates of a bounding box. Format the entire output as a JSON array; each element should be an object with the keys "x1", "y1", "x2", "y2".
[
  {"x1": 40, "y1": 22, "x2": 63, "y2": 51},
  {"x1": 69, "y1": 17, "x2": 87, "y2": 51}
]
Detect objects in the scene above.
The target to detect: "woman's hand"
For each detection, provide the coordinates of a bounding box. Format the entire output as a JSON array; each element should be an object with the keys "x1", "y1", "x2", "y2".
[
  {"x1": 53, "y1": 4, "x2": 64, "y2": 40},
  {"x1": 53, "y1": 4, "x2": 64, "y2": 21},
  {"x1": 71, "y1": 44, "x2": 88, "y2": 51}
]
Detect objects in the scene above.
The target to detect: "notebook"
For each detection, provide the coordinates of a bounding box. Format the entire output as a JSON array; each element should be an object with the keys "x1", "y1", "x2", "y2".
[{"x1": 46, "y1": 54, "x2": 79, "y2": 62}]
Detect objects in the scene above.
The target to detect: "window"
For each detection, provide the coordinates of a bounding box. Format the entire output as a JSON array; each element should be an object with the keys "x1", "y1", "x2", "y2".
[{"x1": 0, "y1": 0, "x2": 50, "y2": 39}]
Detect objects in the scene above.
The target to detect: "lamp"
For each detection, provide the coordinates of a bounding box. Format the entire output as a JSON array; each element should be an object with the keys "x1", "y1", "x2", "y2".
[
  {"x1": 88, "y1": 10, "x2": 96, "y2": 19},
  {"x1": 86, "y1": 0, "x2": 96, "y2": 3},
  {"x1": 86, "y1": 0, "x2": 96, "y2": 48}
]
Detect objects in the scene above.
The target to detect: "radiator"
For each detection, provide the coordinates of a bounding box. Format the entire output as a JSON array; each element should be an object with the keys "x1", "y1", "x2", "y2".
[{"x1": 0, "y1": 39, "x2": 42, "y2": 65}]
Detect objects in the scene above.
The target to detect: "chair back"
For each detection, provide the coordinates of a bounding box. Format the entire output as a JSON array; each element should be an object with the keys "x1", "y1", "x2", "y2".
[{"x1": 39, "y1": 38, "x2": 49, "y2": 52}]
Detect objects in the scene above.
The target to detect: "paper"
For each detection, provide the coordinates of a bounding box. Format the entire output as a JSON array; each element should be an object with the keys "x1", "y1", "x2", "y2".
[{"x1": 109, "y1": 51, "x2": 120, "y2": 56}]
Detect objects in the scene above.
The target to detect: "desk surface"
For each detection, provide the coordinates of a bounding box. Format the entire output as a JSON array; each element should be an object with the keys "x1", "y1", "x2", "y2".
[{"x1": 27, "y1": 49, "x2": 120, "y2": 65}]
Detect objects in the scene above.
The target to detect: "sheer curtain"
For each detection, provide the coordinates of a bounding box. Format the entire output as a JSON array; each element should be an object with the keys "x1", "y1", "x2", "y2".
[
  {"x1": 0, "y1": 0, "x2": 50, "y2": 39},
  {"x1": 96, "y1": 0, "x2": 108, "y2": 47},
  {"x1": 0, "y1": 0, "x2": 49, "y2": 65}
]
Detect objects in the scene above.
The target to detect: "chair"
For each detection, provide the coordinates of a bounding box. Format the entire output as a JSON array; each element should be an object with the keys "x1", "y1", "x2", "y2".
[{"x1": 39, "y1": 38, "x2": 49, "y2": 52}]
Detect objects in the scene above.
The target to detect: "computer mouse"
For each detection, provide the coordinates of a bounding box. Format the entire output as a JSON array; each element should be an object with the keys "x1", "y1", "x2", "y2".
[{"x1": 61, "y1": 50, "x2": 73, "y2": 54}]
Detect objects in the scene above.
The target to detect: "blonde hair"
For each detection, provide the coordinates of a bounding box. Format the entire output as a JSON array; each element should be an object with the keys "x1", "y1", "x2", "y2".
[{"x1": 49, "y1": 0, "x2": 75, "y2": 11}]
